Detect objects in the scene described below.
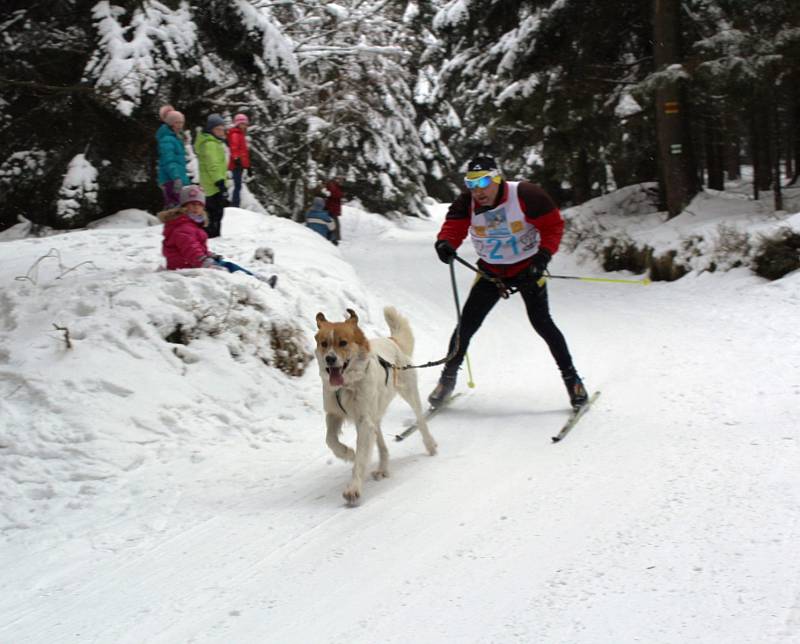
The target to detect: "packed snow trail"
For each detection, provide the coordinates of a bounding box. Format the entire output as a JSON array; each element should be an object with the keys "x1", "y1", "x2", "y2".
[{"x1": 0, "y1": 206, "x2": 798, "y2": 643}]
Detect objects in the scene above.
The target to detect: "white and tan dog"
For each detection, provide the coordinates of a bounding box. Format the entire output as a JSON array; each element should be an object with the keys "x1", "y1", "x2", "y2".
[{"x1": 315, "y1": 307, "x2": 437, "y2": 504}]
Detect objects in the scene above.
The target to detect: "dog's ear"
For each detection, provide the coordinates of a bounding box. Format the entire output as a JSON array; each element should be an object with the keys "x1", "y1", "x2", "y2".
[
  {"x1": 316, "y1": 312, "x2": 327, "y2": 328},
  {"x1": 345, "y1": 308, "x2": 358, "y2": 324}
]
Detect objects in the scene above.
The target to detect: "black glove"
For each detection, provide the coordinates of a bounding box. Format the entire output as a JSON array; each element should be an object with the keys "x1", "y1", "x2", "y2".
[
  {"x1": 215, "y1": 179, "x2": 228, "y2": 200},
  {"x1": 528, "y1": 249, "x2": 552, "y2": 281},
  {"x1": 435, "y1": 239, "x2": 456, "y2": 264}
]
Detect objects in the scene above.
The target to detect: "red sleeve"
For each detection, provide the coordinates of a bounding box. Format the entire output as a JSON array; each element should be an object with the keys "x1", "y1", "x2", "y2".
[
  {"x1": 436, "y1": 191, "x2": 472, "y2": 249},
  {"x1": 517, "y1": 181, "x2": 563, "y2": 255}
]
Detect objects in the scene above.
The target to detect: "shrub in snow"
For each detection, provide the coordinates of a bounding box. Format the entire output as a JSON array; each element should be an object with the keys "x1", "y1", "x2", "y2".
[{"x1": 753, "y1": 229, "x2": 800, "y2": 280}]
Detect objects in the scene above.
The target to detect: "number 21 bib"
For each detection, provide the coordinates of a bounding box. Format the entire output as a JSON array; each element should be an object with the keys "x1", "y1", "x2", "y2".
[{"x1": 468, "y1": 181, "x2": 540, "y2": 264}]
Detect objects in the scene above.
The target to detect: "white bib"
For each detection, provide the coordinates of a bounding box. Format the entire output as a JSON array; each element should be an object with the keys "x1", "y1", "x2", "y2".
[{"x1": 468, "y1": 181, "x2": 541, "y2": 264}]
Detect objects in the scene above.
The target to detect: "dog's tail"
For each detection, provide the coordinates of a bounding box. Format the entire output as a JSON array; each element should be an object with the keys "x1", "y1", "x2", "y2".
[{"x1": 384, "y1": 306, "x2": 414, "y2": 357}]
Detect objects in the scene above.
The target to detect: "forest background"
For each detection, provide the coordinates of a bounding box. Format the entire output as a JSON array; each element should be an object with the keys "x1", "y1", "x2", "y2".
[{"x1": 1, "y1": 1, "x2": 799, "y2": 257}]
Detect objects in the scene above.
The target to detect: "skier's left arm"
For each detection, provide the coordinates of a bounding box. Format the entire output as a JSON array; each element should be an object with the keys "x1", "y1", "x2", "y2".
[{"x1": 518, "y1": 181, "x2": 564, "y2": 257}]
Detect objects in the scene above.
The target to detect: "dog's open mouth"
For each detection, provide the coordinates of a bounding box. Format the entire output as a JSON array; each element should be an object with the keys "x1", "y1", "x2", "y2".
[{"x1": 326, "y1": 361, "x2": 348, "y2": 387}]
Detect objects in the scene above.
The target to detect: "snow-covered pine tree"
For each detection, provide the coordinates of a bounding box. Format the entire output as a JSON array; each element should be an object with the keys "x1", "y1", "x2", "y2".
[{"x1": 0, "y1": 0, "x2": 438, "y2": 230}]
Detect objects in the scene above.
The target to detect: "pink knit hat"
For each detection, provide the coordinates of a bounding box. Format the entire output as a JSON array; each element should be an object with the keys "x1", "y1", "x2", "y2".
[
  {"x1": 159, "y1": 105, "x2": 175, "y2": 121},
  {"x1": 165, "y1": 111, "x2": 185, "y2": 126},
  {"x1": 233, "y1": 113, "x2": 249, "y2": 125},
  {"x1": 180, "y1": 185, "x2": 205, "y2": 206}
]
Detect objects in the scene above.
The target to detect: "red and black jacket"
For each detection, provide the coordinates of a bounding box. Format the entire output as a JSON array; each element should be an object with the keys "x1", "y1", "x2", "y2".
[{"x1": 436, "y1": 180, "x2": 564, "y2": 279}]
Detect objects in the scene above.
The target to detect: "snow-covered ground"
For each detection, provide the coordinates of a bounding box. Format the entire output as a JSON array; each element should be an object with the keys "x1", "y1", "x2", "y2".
[{"x1": 1, "y1": 195, "x2": 799, "y2": 643}]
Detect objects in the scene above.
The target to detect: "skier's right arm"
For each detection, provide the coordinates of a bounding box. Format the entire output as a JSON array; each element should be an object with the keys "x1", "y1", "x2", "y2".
[{"x1": 436, "y1": 191, "x2": 471, "y2": 249}]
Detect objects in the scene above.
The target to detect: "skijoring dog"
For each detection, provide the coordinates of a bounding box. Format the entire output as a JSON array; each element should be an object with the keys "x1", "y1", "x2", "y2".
[{"x1": 314, "y1": 307, "x2": 437, "y2": 505}]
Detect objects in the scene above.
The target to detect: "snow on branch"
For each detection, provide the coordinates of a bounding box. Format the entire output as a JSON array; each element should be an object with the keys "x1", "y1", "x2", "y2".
[{"x1": 84, "y1": 0, "x2": 198, "y2": 115}]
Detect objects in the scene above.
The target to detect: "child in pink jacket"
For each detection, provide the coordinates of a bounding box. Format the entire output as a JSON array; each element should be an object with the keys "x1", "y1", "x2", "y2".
[{"x1": 158, "y1": 185, "x2": 277, "y2": 286}]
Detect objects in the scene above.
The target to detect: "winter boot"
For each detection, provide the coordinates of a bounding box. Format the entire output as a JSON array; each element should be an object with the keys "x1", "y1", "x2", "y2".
[
  {"x1": 428, "y1": 372, "x2": 457, "y2": 408},
  {"x1": 562, "y1": 369, "x2": 588, "y2": 410},
  {"x1": 256, "y1": 274, "x2": 278, "y2": 288}
]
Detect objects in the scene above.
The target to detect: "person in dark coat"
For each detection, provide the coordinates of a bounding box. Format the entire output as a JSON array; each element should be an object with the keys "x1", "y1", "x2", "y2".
[
  {"x1": 323, "y1": 176, "x2": 344, "y2": 245},
  {"x1": 304, "y1": 196, "x2": 336, "y2": 242},
  {"x1": 429, "y1": 155, "x2": 588, "y2": 410}
]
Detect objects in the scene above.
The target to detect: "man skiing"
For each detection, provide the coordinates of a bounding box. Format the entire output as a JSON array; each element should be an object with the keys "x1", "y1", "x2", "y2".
[{"x1": 429, "y1": 155, "x2": 588, "y2": 411}]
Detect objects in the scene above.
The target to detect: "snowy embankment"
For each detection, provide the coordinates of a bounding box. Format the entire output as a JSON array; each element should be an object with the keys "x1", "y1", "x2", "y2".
[
  {"x1": 0, "y1": 210, "x2": 376, "y2": 533},
  {"x1": 1, "y1": 195, "x2": 799, "y2": 643}
]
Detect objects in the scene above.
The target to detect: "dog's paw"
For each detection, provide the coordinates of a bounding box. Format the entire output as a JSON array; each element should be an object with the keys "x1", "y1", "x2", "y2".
[
  {"x1": 342, "y1": 485, "x2": 361, "y2": 505},
  {"x1": 424, "y1": 437, "x2": 438, "y2": 456},
  {"x1": 329, "y1": 444, "x2": 356, "y2": 462},
  {"x1": 371, "y1": 468, "x2": 389, "y2": 480}
]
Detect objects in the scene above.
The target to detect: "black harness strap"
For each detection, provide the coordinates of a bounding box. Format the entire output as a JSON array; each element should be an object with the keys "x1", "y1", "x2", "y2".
[{"x1": 333, "y1": 357, "x2": 392, "y2": 415}]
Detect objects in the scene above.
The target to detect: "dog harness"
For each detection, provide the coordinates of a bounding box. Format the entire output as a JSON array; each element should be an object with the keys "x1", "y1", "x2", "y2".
[{"x1": 333, "y1": 356, "x2": 394, "y2": 414}]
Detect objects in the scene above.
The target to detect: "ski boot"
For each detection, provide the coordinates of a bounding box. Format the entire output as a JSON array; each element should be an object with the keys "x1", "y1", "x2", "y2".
[
  {"x1": 562, "y1": 369, "x2": 588, "y2": 410},
  {"x1": 428, "y1": 372, "x2": 457, "y2": 409}
]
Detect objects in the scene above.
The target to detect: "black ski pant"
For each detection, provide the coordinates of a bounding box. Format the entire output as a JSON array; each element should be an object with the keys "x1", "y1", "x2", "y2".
[
  {"x1": 441, "y1": 273, "x2": 574, "y2": 380},
  {"x1": 206, "y1": 193, "x2": 227, "y2": 238}
]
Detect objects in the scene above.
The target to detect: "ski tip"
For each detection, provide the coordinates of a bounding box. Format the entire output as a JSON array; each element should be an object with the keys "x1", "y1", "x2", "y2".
[
  {"x1": 394, "y1": 434, "x2": 405, "y2": 442},
  {"x1": 551, "y1": 436, "x2": 561, "y2": 443}
]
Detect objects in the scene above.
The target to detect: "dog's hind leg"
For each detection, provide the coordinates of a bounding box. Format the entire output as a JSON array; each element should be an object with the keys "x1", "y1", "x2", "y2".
[
  {"x1": 326, "y1": 413, "x2": 355, "y2": 462},
  {"x1": 398, "y1": 379, "x2": 438, "y2": 456},
  {"x1": 372, "y1": 426, "x2": 390, "y2": 480},
  {"x1": 343, "y1": 422, "x2": 376, "y2": 505}
]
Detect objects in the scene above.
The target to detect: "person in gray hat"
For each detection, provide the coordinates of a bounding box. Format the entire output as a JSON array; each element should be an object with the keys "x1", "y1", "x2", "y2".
[{"x1": 194, "y1": 113, "x2": 229, "y2": 237}]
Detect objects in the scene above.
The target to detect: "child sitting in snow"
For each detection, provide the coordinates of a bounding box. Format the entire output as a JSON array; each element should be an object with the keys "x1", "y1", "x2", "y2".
[{"x1": 158, "y1": 185, "x2": 277, "y2": 287}]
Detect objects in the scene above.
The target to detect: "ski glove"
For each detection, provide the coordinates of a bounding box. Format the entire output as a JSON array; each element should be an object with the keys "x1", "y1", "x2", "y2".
[
  {"x1": 527, "y1": 249, "x2": 552, "y2": 281},
  {"x1": 215, "y1": 179, "x2": 228, "y2": 198},
  {"x1": 435, "y1": 239, "x2": 456, "y2": 264}
]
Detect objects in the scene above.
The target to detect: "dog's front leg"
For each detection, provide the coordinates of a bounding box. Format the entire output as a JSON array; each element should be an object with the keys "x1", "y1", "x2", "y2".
[
  {"x1": 343, "y1": 420, "x2": 376, "y2": 505},
  {"x1": 325, "y1": 413, "x2": 355, "y2": 462},
  {"x1": 372, "y1": 426, "x2": 389, "y2": 480}
]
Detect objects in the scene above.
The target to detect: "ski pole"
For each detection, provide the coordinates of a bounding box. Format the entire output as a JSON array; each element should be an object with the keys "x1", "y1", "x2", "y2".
[
  {"x1": 454, "y1": 253, "x2": 650, "y2": 286},
  {"x1": 448, "y1": 257, "x2": 475, "y2": 388},
  {"x1": 546, "y1": 274, "x2": 651, "y2": 285},
  {"x1": 465, "y1": 352, "x2": 475, "y2": 388}
]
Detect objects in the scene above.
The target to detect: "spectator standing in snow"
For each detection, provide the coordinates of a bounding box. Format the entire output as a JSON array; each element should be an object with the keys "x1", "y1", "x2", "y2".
[
  {"x1": 195, "y1": 113, "x2": 228, "y2": 238},
  {"x1": 323, "y1": 176, "x2": 344, "y2": 245},
  {"x1": 156, "y1": 108, "x2": 189, "y2": 208},
  {"x1": 428, "y1": 155, "x2": 587, "y2": 410},
  {"x1": 226, "y1": 113, "x2": 251, "y2": 208},
  {"x1": 158, "y1": 185, "x2": 276, "y2": 287},
  {"x1": 304, "y1": 196, "x2": 336, "y2": 242}
]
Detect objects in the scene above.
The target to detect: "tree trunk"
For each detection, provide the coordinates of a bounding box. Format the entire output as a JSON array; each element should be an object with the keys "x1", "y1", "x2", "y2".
[
  {"x1": 705, "y1": 112, "x2": 724, "y2": 190},
  {"x1": 572, "y1": 148, "x2": 591, "y2": 204},
  {"x1": 792, "y1": 98, "x2": 800, "y2": 186},
  {"x1": 773, "y1": 102, "x2": 783, "y2": 211},
  {"x1": 653, "y1": 0, "x2": 698, "y2": 218},
  {"x1": 750, "y1": 113, "x2": 760, "y2": 201},
  {"x1": 724, "y1": 108, "x2": 741, "y2": 180}
]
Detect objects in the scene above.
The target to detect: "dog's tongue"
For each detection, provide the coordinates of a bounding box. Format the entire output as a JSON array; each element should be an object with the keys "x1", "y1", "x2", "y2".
[{"x1": 329, "y1": 367, "x2": 344, "y2": 387}]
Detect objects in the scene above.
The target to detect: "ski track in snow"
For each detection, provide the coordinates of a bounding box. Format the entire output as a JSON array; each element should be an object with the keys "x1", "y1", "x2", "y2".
[{"x1": 1, "y1": 204, "x2": 799, "y2": 643}]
